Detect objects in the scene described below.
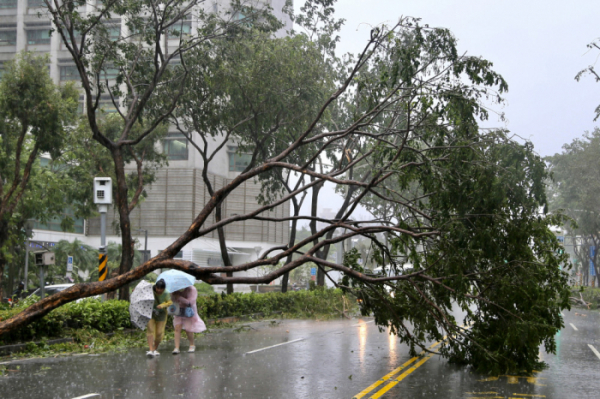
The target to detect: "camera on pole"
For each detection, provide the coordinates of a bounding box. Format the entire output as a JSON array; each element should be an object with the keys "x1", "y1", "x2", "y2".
[
  {"x1": 34, "y1": 251, "x2": 55, "y2": 267},
  {"x1": 94, "y1": 177, "x2": 112, "y2": 285},
  {"x1": 93, "y1": 177, "x2": 113, "y2": 205},
  {"x1": 33, "y1": 250, "x2": 55, "y2": 300}
]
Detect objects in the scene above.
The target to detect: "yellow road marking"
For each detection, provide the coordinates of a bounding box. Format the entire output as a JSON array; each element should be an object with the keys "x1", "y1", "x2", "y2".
[
  {"x1": 478, "y1": 376, "x2": 499, "y2": 382},
  {"x1": 352, "y1": 357, "x2": 419, "y2": 399},
  {"x1": 352, "y1": 340, "x2": 443, "y2": 399},
  {"x1": 512, "y1": 394, "x2": 546, "y2": 397},
  {"x1": 352, "y1": 325, "x2": 469, "y2": 399},
  {"x1": 465, "y1": 392, "x2": 498, "y2": 395},
  {"x1": 369, "y1": 350, "x2": 438, "y2": 398}
]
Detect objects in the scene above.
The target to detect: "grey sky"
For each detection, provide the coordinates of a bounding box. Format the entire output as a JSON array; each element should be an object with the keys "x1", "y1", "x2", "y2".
[{"x1": 296, "y1": 0, "x2": 600, "y2": 157}]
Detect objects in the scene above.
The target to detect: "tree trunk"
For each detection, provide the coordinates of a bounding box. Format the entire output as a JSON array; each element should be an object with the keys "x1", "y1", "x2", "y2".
[
  {"x1": 113, "y1": 148, "x2": 134, "y2": 302},
  {"x1": 0, "y1": 218, "x2": 9, "y2": 300},
  {"x1": 215, "y1": 204, "x2": 234, "y2": 294},
  {"x1": 281, "y1": 201, "x2": 300, "y2": 293}
]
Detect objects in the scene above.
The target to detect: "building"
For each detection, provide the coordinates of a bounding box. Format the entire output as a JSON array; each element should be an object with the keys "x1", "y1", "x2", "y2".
[{"x1": 1, "y1": 0, "x2": 292, "y2": 291}]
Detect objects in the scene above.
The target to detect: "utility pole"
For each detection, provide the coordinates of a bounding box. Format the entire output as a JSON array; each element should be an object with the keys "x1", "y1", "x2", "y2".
[
  {"x1": 135, "y1": 229, "x2": 149, "y2": 263},
  {"x1": 94, "y1": 178, "x2": 112, "y2": 296},
  {"x1": 23, "y1": 219, "x2": 34, "y2": 291}
]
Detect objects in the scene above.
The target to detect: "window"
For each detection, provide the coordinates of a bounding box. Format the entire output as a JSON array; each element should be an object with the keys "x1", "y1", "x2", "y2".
[
  {"x1": 0, "y1": 30, "x2": 16, "y2": 46},
  {"x1": 34, "y1": 209, "x2": 85, "y2": 234},
  {"x1": 98, "y1": 95, "x2": 118, "y2": 113},
  {"x1": 0, "y1": 0, "x2": 17, "y2": 9},
  {"x1": 101, "y1": 67, "x2": 119, "y2": 80},
  {"x1": 28, "y1": 0, "x2": 45, "y2": 7},
  {"x1": 228, "y1": 146, "x2": 251, "y2": 172},
  {"x1": 233, "y1": 11, "x2": 245, "y2": 21},
  {"x1": 27, "y1": 29, "x2": 51, "y2": 45},
  {"x1": 168, "y1": 20, "x2": 192, "y2": 37},
  {"x1": 162, "y1": 133, "x2": 188, "y2": 160},
  {"x1": 60, "y1": 65, "x2": 79, "y2": 81},
  {"x1": 106, "y1": 25, "x2": 120, "y2": 41}
]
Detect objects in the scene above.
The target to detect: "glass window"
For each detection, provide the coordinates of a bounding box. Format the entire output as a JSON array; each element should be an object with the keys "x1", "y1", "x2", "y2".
[
  {"x1": 107, "y1": 26, "x2": 120, "y2": 41},
  {"x1": 98, "y1": 96, "x2": 118, "y2": 113},
  {"x1": 60, "y1": 65, "x2": 79, "y2": 81},
  {"x1": 228, "y1": 146, "x2": 252, "y2": 172},
  {"x1": 28, "y1": 0, "x2": 45, "y2": 7},
  {"x1": 27, "y1": 29, "x2": 51, "y2": 45},
  {"x1": 34, "y1": 208, "x2": 84, "y2": 234},
  {"x1": 0, "y1": 30, "x2": 17, "y2": 46},
  {"x1": 0, "y1": 0, "x2": 17, "y2": 9},
  {"x1": 168, "y1": 21, "x2": 192, "y2": 37},
  {"x1": 101, "y1": 67, "x2": 119, "y2": 80},
  {"x1": 162, "y1": 133, "x2": 188, "y2": 160}
]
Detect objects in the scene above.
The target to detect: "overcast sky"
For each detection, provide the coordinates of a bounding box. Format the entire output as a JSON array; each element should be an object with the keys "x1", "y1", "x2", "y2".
[
  {"x1": 295, "y1": 0, "x2": 600, "y2": 157},
  {"x1": 291, "y1": 0, "x2": 600, "y2": 222}
]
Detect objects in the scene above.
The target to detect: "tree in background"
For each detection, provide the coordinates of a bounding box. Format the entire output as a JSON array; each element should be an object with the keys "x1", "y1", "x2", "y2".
[
  {"x1": 51, "y1": 239, "x2": 98, "y2": 283},
  {"x1": 546, "y1": 128, "x2": 600, "y2": 286},
  {"x1": 0, "y1": 52, "x2": 79, "y2": 299},
  {"x1": 576, "y1": 38, "x2": 600, "y2": 121},
  {"x1": 43, "y1": 0, "x2": 278, "y2": 300}
]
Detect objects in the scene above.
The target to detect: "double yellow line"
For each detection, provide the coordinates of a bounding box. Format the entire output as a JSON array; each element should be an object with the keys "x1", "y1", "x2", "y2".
[
  {"x1": 353, "y1": 324, "x2": 470, "y2": 399},
  {"x1": 352, "y1": 340, "x2": 442, "y2": 399}
]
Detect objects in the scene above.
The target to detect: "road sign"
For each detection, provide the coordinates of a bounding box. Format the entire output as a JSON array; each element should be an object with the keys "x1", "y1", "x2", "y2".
[
  {"x1": 310, "y1": 267, "x2": 316, "y2": 276},
  {"x1": 67, "y1": 256, "x2": 73, "y2": 272},
  {"x1": 311, "y1": 275, "x2": 316, "y2": 281}
]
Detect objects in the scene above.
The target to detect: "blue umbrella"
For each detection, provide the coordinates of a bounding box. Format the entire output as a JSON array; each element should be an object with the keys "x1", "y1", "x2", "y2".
[{"x1": 156, "y1": 269, "x2": 196, "y2": 293}]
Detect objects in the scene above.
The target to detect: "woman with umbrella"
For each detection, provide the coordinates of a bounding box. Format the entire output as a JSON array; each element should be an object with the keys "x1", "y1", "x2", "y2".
[
  {"x1": 157, "y1": 270, "x2": 206, "y2": 354},
  {"x1": 130, "y1": 279, "x2": 171, "y2": 357},
  {"x1": 171, "y1": 284, "x2": 205, "y2": 354},
  {"x1": 147, "y1": 279, "x2": 170, "y2": 356}
]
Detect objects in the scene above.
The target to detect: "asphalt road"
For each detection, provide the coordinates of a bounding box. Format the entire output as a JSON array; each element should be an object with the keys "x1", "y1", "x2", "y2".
[{"x1": 0, "y1": 309, "x2": 599, "y2": 399}]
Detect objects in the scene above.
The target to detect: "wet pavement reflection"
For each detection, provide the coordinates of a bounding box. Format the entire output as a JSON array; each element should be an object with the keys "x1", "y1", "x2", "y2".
[{"x1": 0, "y1": 310, "x2": 598, "y2": 398}]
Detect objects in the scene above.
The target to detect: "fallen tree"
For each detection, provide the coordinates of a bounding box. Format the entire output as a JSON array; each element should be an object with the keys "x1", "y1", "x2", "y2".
[{"x1": 0, "y1": 2, "x2": 570, "y2": 373}]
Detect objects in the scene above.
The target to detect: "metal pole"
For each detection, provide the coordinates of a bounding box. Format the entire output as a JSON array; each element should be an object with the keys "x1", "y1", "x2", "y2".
[
  {"x1": 24, "y1": 239, "x2": 29, "y2": 291},
  {"x1": 144, "y1": 229, "x2": 148, "y2": 262},
  {"x1": 40, "y1": 266, "x2": 45, "y2": 300},
  {"x1": 98, "y1": 205, "x2": 108, "y2": 301},
  {"x1": 100, "y1": 206, "x2": 107, "y2": 250}
]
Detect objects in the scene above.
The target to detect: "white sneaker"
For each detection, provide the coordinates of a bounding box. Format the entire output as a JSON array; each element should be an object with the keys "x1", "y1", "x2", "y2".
[
  {"x1": 172, "y1": 348, "x2": 180, "y2": 355},
  {"x1": 188, "y1": 346, "x2": 196, "y2": 353},
  {"x1": 146, "y1": 351, "x2": 154, "y2": 357},
  {"x1": 153, "y1": 350, "x2": 160, "y2": 356}
]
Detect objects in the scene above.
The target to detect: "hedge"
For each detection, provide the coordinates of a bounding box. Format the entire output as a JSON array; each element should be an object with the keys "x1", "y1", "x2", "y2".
[{"x1": 0, "y1": 288, "x2": 353, "y2": 345}]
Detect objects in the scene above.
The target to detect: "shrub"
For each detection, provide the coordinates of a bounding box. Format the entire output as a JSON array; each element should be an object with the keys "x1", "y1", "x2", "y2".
[
  {"x1": 0, "y1": 288, "x2": 355, "y2": 345},
  {"x1": 0, "y1": 297, "x2": 132, "y2": 345}
]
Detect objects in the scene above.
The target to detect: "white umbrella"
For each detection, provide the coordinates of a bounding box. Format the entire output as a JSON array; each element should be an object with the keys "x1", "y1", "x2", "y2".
[{"x1": 129, "y1": 280, "x2": 155, "y2": 330}]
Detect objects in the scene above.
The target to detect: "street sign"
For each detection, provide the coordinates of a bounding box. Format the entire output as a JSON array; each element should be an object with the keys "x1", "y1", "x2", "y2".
[
  {"x1": 310, "y1": 267, "x2": 316, "y2": 276},
  {"x1": 311, "y1": 275, "x2": 316, "y2": 281},
  {"x1": 67, "y1": 256, "x2": 73, "y2": 272}
]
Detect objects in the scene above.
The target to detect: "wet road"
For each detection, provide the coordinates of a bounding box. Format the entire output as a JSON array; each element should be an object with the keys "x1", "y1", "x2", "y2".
[{"x1": 0, "y1": 309, "x2": 599, "y2": 398}]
